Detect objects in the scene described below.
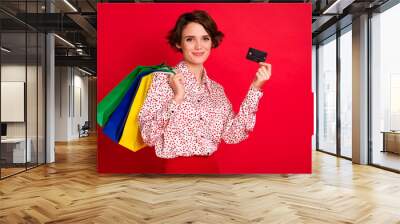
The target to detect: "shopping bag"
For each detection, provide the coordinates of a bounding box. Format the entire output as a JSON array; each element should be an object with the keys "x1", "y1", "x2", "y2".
[
  {"x1": 101, "y1": 66, "x2": 174, "y2": 143},
  {"x1": 97, "y1": 64, "x2": 170, "y2": 127},
  {"x1": 102, "y1": 69, "x2": 156, "y2": 142},
  {"x1": 118, "y1": 74, "x2": 154, "y2": 152}
]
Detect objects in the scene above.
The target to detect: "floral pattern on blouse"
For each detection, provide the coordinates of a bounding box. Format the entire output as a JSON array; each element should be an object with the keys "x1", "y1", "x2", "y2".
[{"x1": 138, "y1": 61, "x2": 263, "y2": 158}]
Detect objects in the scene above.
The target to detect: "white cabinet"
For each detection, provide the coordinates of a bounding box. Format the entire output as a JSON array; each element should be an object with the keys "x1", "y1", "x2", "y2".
[
  {"x1": 382, "y1": 131, "x2": 400, "y2": 154},
  {"x1": 1, "y1": 138, "x2": 32, "y2": 163}
]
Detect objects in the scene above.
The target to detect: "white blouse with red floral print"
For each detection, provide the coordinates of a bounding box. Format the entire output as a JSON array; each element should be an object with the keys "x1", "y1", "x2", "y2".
[{"x1": 138, "y1": 61, "x2": 263, "y2": 159}]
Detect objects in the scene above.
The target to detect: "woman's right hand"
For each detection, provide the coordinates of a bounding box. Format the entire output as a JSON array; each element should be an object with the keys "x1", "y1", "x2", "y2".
[{"x1": 169, "y1": 71, "x2": 185, "y2": 104}]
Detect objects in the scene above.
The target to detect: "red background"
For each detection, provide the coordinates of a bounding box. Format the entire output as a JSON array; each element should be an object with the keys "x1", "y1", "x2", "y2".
[{"x1": 97, "y1": 3, "x2": 313, "y2": 174}]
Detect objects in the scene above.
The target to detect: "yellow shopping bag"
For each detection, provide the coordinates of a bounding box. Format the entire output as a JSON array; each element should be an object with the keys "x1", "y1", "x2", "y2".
[{"x1": 118, "y1": 74, "x2": 154, "y2": 152}]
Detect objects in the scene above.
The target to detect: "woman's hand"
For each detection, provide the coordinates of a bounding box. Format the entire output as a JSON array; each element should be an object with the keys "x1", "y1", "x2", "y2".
[
  {"x1": 169, "y1": 71, "x2": 185, "y2": 104},
  {"x1": 251, "y1": 62, "x2": 271, "y2": 90}
]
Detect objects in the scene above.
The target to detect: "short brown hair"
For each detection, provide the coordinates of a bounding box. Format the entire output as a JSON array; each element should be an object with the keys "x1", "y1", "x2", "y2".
[{"x1": 167, "y1": 10, "x2": 224, "y2": 51}]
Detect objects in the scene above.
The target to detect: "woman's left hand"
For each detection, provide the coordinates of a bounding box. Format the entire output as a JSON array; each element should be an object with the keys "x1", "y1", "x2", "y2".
[{"x1": 251, "y1": 62, "x2": 271, "y2": 90}]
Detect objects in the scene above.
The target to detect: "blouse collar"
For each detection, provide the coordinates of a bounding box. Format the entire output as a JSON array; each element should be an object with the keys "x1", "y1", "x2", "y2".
[{"x1": 175, "y1": 60, "x2": 212, "y2": 93}]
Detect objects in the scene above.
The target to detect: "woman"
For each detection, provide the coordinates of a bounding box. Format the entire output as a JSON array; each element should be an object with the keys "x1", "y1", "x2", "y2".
[{"x1": 139, "y1": 10, "x2": 271, "y2": 159}]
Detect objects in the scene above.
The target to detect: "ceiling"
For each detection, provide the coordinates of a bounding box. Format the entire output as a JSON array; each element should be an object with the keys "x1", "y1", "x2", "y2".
[
  {"x1": 0, "y1": 0, "x2": 391, "y2": 75},
  {"x1": 0, "y1": 0, "x2": 97, "y2": 74}
]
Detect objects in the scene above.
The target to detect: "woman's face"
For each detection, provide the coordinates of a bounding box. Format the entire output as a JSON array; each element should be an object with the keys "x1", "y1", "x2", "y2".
[{"x1": 177, "y1": 22, "x2": 212, "y2": 66}]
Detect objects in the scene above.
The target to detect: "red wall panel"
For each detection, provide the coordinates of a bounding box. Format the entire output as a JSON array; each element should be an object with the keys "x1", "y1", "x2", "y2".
[{"x1": 97, "y1": 3, "x2": 313, "y2": 174}]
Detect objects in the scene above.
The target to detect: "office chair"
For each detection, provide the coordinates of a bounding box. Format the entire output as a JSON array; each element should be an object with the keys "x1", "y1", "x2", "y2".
[{"x1": 79, "y1": 121, "x2": 90, "y2": 138}]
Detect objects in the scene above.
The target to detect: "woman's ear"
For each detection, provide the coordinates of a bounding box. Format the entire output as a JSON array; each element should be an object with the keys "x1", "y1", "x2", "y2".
[{"x1": 175, "y1": 43, "x2": 181, "y2": 49}]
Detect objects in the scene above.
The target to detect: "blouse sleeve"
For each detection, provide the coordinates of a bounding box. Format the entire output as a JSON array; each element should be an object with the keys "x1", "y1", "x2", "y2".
[
  {"x1": 221, "y1": 87, "x2": 263, "y2": 144},
  {"x1": 138, "y1": 72, "x2": 180, "y2": 147}
]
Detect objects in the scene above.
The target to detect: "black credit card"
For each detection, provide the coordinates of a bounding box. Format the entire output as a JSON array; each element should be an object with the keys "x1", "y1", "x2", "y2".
[{"x1": 246, "y1": 48, "x2": 267, "y2": 63}]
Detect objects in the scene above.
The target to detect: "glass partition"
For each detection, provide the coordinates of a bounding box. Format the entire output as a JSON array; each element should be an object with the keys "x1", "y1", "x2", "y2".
[
  {"x1": 1, "y1": 30, "x2": 28, "y2": 177},
  {"x1": 0, "y1": 1, "x2": 46, "y2": 179}
]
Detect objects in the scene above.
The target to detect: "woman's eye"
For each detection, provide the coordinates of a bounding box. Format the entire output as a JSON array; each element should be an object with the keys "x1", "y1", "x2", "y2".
[
  {"x1": 186, "y1": 38, "x2": 192, "y2": 42},
  {"x1": 203, "y1": 37, "x2": 210, "y2": 41}
]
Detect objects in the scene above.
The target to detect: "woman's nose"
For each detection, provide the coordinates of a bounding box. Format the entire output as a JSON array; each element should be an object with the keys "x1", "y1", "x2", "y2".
[{"x1": 194, "y1": 40, "x2": 201, "y2": 50}]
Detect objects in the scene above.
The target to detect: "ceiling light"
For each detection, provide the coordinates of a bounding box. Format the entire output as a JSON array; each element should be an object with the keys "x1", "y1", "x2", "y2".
[
  {"x1": 54, "y1": 34, "x2": 75, "y2": 48},
  {"x1": 78, "y1": 67, "x2": 93, "y2": 76},
  {"x1": 1, "y1": 47, "x2": 11, "y2": 53},
  {"x1": 63, "y1": 0, "x2": 78, "y2": 12},
  {"x1": 322, "y1": 0, "x2": 355, "y2": 15}
]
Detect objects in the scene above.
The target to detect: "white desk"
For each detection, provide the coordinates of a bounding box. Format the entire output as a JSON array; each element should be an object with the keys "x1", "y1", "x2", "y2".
[{"x1": 1, "y1": 138, "x2": 32, "y2": 163}]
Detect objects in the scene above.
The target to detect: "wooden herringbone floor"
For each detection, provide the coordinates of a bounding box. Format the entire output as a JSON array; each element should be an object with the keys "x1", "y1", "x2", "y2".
[{"x1": 1, "y1": 135, "x2": 400, "y2": 224}]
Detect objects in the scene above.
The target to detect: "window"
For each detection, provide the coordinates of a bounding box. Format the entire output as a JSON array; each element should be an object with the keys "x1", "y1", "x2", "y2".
[
  {"x1": 317, "y1": 35, "x2": 337, "y2": 154},
  {"x1": 339, "y1": 27, "x2": 352, "y2": 158},
  {"x1": 371, "y1": 2, "x2": 400, "y2": 171}
]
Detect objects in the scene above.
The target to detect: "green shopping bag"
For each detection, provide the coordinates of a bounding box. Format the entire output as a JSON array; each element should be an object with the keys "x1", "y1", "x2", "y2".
[{"x1": 97, "y1": 64, "x2": 174, "y2": 127}]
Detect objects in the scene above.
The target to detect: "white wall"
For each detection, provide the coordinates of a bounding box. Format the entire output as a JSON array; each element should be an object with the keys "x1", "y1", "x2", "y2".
[
  {"x1": 72, "y1": 72, "x2": 89, "y2": 138},
  {"x1": 55, "y1": 67, "x2": 69, "y2": 141},
  {"x1": 55, "y1": 67, "x2": 89, "y2": 141}
]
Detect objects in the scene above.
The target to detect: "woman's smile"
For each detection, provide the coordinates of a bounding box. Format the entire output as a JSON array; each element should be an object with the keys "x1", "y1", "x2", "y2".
[{"x1": 192, "y1": 52, "x2": 205, "y2": 57}]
